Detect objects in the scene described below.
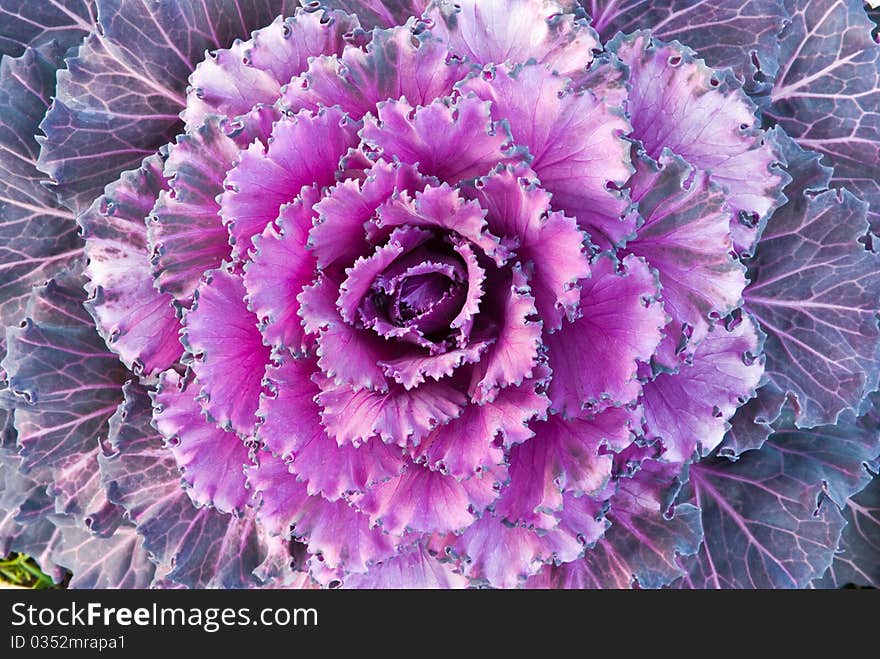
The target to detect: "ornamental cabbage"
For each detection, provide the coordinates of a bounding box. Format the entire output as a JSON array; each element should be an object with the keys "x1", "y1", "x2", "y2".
[{"x1": 0, "y1": 0, "x2": 878, "y2": 589}]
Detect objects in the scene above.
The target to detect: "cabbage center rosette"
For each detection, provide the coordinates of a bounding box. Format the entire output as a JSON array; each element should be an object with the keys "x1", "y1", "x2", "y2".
[{"x1": 80, "y1": 0, "x2": 782, "y2": 587}]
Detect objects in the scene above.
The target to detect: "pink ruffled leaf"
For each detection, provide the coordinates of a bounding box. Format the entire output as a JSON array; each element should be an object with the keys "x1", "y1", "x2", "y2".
[
  {"x1": 611, "y1": 32, "x2": 786, "y2": 253},
  {"x1": 184, "y1": 8, "x2": 360, "y2": 128},
  {"x1": 223, "y1": 103, "x2": 283, "y2": 148},
  {"x1": 315, "y1": 372, "x2": 466, "y2": 447},
  {"x1": 244, "y1": 187, "x2": 320, "y2": 354},
  {"x1": 377, "y1": 184, "x2": 507, "y2": 264},
  {"x1": 80, "y1": 153, "x2": 182, "y2": 377},
  {"x1": 337, "y1": 226, "x2": 432, "y2": 324},
  {"x1": 494, "y1": 408, "x2": 638, "y2": 528},
  {"x1": 362, "y1": 96, "x2": 513, "y2": 185},
  {"x1": 427, "y1": 0, "x2": 599, "y2": 76},
  {"x1": 642, "y1": 317, "x2": 765, "y2": 463},
  {"x1": 259, "y1": 357, "x2": 404, "y2": 500},
  {"x1": 626, "y1": 150, "x2": 748, "y2": 369},
  {"x1": 310, "y1": 160, "x2": 428, "y2": 270},
  {"x1": 411, "y1": 373, "x2": 549, "y2": 479},
  {"x1": 257, "y1": 357, "x2": 322, "y2": 459},
  {"x1": 448, "y1": 239, "x2": 485, "y2": 338},
  {"x1": 184, "y1": 269, "x2": 270, "y2": 435},
  {"x1": 152, "y1": 371, "x2": 251, "y2": 515},
  {"x1": 453, "y1": 493, "x2": 607, "y2": 588},
  {"x1": 299, "y1": 273, "x2": 398, "y2": 392},
  {"x1": 148, "y1": 117, "x2": 238, "y2": 303},
  {"x1": 183, "y1": 40, "x2": 280, "y2": 130},
  {"x1": 380, "y1": 341, "x2": 491, "y2": 390},
  {"x1": 461, "y1": 164, "x2": 590, "y2": 330},
  {"x1": 292, "y1": 432, "x2": 405, "y2": 502},
  {"x1": 282, "y1": 24, "x2": 468, "y2": 119},
  {"x1": 460, "y1": 64, "x2": 633, "y2": 249},
  {"x1": 221, "y1": 106, "x2": 360, "y2": 259},
  {"x1": 526, "y1": 462, "x2": 702, "y2": 589},
  {"x1": 249, "y1": 9, "x2": 361, "y2": 85},
  {"x1": 303, "y1": 1, "x2": 431, "y2": 31},
  {"x1": 352, "y1": 461, "x2": 505, "y2": 535},
  {"x1": 317, "y1": 324, "x2": 400, "y2": 393},
  {"x1": 343, "y1": 542, "x2": 467, "y2": 588},
  {"x1": 247, "y1": 453, "x2": 399, "y2": 573},
  {"x1": 546, "y1": 253, "x2": 665, "y2": 417},
  {"x1": 468, "y1": 265, "x2": 543, "y2": 403}
]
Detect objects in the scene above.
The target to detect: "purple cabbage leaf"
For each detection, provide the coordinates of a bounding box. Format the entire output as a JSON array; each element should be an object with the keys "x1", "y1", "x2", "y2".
[{"x1": 0, "y1": 0, "x2": 877, "y2": 589}]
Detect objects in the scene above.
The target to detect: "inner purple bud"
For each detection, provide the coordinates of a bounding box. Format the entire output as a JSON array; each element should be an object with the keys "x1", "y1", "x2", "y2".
[{"x1": 362, "y1": 237, "x2": 470, "y2": 348}]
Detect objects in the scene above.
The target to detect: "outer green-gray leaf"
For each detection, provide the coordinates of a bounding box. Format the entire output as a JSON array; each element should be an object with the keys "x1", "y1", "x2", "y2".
[
  {"x1": 678, "y1": 409, "x2": 879, "y2": 588},
  {"x1": 0, "y1": 0, "x2": 95, "y2": 59},
  {"x1": 0, "y1": 47, "x2": 82, "y2": 344},
  {"x1": 767, "y1": 0, "x2": 880, "y2": 233},
  {"x1": 38, "y1": 0, "x2": 299, "y2": 212}
]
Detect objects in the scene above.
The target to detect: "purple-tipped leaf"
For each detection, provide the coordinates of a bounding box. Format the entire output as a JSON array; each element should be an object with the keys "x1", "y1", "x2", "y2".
[
  {"x1": 247, "y1": 452, "x2": 399, "y2": 574},
  {"x1": 282, "y1": 24, "x2": 469, "y2": 120},
  {"x1": 460, "y1": 165, "x2": 591, "y2": 331},
  {"x1": 353, "y1": 461, "x2": 505, "y2": 535},
  {"x1": 343, "y1": 542, "x2": 467, "y2": 588},
  {"x1": 148, "y1": 118, "x2": 239, "y2": 303},
  {"x1": 411, "y1": 374, "x2": 548, "y2": 479},
  {"x1": 583, "y1": 0, "x2": 789, "y2": 90},
  {"x1": 494, "y1": 409, "x2": 637, "y2": 528},
  {"x1": 460, "y1": 64, "x2": 633, "y2": 249},
  {"x1": 80, "y1": 154, "x2": 182, "y2": 377},
  {"x1": 545, "y1": 254, "x2": 665, "y2": 417},
  {"x1": 611, "y1": 32, "x2": 786, "y2": 253},
  {"x1": 427, "y1": 0, "x2": 599, "y2": 76},
  {"x1": 315, "y1": 370, "x2": 466, "y2": 448},
  {"x1": 259, "y1": 357, "x2": 404, "y2": 500},
  {"x1": 220, "y1": 107, "x2": 359, "y2": 259},
  {"x1": 626, "y1": 151, "x2": 747, "y2": 367},
  {"x1": 245, "y1": 188, "x2": 320, "y2": 354},
  {"x1": 100, "y1": 382, "x2": 268, "y2": 588},
  {"x1": 454, "y1": 494, "x2": 607, "y2": 588},
  {"x1": 642, "y1": 318, "x2": 765, "y2": 462},
  {"x1": 362, "y1": 96, "x2": 512, "y2": 185},
  {"x1": 300, "y1": 0, "x2": 430, "y2": 30},
  {"x1": 527, "y1": 462, "x2": 702, "y2": 589}
]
